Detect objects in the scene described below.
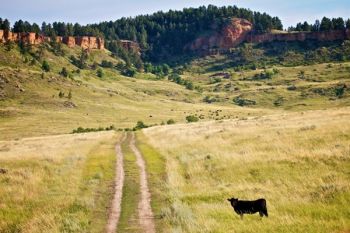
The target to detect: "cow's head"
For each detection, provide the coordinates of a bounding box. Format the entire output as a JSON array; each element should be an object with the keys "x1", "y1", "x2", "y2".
[{"x1": 227, "y1": 197, "x2": 238, "y2": 206}]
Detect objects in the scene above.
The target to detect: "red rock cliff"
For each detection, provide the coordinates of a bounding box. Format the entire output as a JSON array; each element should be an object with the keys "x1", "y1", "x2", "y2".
[
  {"x1": 188, "y1": 18, "x2": 253, "y2": 51},
  {"x1": 188, "y1": 18, "x2": 350, "y2": 53},
  {"x1": 0, "y1": 29, "x2": 104, "y2": 50}
]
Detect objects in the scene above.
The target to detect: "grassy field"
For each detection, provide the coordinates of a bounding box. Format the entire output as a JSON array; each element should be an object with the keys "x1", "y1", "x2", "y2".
[
  {"x1": 0, "y1": 131, "x2": 119, "y2": 232},
  {"x1": 1, "y1": 42, "x2": 350, "y2": 233},
  {"x1": 143, "y1": 107, "x2": 350, "y2": 233},
  {"x1": 0, "y1": 44, "x2": 269, "y2": 141}
]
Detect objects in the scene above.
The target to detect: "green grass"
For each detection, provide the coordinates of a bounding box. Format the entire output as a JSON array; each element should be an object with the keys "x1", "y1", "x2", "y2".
[
  {"x1": 143, "y1": 108, "x2": 350, "y2": 232},
  {"x1": 0, "y1": 132, "x2": 118, "y2": 232},
  {"x1": 136, "y1": 132, "x2": 169, "y2": 232},
  {"x1": 117, "y1": 132, "x2": 142, "y2": 233}
]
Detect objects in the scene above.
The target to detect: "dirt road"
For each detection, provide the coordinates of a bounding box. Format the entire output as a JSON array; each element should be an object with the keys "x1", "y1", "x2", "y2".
[{"x1": 106, "y1": 134, "x2": 126, "y2": 233}]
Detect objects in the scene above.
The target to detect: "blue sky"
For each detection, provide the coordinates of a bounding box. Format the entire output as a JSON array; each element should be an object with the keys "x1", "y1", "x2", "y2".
[{"x1": 1, "y1": 0, "x2": 349, "y2": 28}]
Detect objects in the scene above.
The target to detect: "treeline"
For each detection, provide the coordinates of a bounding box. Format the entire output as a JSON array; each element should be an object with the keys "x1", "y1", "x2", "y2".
[
  {"x1": 289, "y1": 17, "x2": 350, "y2": 32},
  {"x1": 90, "y1": 5, "x2": 283, "y2": 62},
  {"x1": 0, "y1": 18, "x2": 102, "y2": 37}
]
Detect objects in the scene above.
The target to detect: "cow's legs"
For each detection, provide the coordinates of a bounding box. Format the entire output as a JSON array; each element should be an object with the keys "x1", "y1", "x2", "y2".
[{"x1": 240, "y1": 214, "x2": 243, "y2": 220}]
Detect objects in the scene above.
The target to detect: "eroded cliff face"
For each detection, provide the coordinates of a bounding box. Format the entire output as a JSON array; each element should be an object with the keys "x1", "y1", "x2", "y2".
[
  {"x1": 189, "y1": 18, "x2": 253, "y2": 51},
  {"x1": 248, "y1": 30, "x2": 350, "y2": 43},
  {"x1": 0, "y1": 30, "x2": 104, "y2": 50},
  {"x1": 188, "y1": 18, "x2": 350, "y2": 53}
]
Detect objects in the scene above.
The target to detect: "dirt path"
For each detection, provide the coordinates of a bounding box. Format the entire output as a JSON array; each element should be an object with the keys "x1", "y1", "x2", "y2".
[
  {"x1": 106, "y1": 134, "x2": 126, "y2": 233},
  {"x1": 130, "y1": 133, "x2": 156, "y2": 233}
]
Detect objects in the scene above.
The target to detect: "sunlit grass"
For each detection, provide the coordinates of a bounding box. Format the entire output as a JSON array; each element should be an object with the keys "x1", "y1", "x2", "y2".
[
  {"x1": 143, "y1": 108, "x2": 350, "y2": 233},
  {"x1": 0, "y1": 131, "x2": 118, "y2": 232}
]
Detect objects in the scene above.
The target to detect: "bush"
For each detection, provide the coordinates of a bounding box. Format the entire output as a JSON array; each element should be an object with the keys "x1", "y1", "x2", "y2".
[
  {"x1": 186, "y1": 115, "x2": 199, "y2": 123},
  {"x1": 133, "y1": 121, "x2": 148, "y2": 131},
  {"x1": 72, "y1": 125, "x2": 115, "y2": 134},
  {"x1": 121, "y1": 67, "x2": 137, "y2": 77},
  {"x1": 204, "y1": 95, "x2": 217, "y2": 103},
  {"x1": 101, "y1": 60, "x2": 114, "y2": 68},
  {"x1": 60, "y1": 67, "x2": 69, "y2": 77},
  {"x1": 167, "y1": 119, "x2": 175, "y2": 125},
  {"x1": 233, "y1": 96, "x2": 256, "y2": 106},
  {"x1": 97, "y1": 68, "x2": 104, "y2": 78},
  {"x1": 42, "y1": 60, "x2": 50, "y2": 72}
]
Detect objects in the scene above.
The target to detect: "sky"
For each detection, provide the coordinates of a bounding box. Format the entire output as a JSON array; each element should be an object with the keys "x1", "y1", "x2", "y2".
[{"x1": 1, "y1": 0, "x2": 349, "y2": 28}]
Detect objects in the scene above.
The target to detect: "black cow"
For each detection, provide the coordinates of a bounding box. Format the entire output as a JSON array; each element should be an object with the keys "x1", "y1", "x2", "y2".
[{"x1": 227, "y1": 197, "x2": 268, "y2": 219}]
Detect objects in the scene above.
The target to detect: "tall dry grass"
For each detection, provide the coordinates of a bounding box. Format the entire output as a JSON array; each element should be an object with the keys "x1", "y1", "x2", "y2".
[
  {"x1": 0, "y1": 131, "x2": 118, "y2": 232},
  {"x1": 143, "y1": 107, "x2": 350, "y2": 233}
]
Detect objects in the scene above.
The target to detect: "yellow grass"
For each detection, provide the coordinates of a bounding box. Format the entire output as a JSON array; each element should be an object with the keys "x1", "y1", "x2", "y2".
[
  {"x1": 143, "y1": 107, "x2": 350, "y2": 233},
  {"x1": 0, "y1": 131, "x2": 119, "y2": 232}
]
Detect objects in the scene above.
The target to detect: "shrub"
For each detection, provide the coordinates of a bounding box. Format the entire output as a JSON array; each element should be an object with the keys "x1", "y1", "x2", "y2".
[
  {"x1": 204, "y1": 95, "x2": 217, "y2": 103},
  {"x1": 121, "y1": 67, "x2": 137, "y2": 77},
  {"x1": 60, "y1": 67, "x2": 69, "y2": 77},
  {"x1": 233, "y1": 96, "x2": 256, "y2": 106},
  {"x1": 335, "y1": 84, "x2": 346, "y2": 98},
  {"x1": 186, "y1": 115, "x2": 199, "y2": 123},
  {"x1": 133, "y1": 121, "x2": 148, "y2": 131},
  {"x1": 97, "y1": 68, "x2": 104, "y2": 78},
  {"x1": 101, "y1": 60, "x2": 114, "y2": 68},
  {"x1": 167, "y1": 119, "x2": 175, "y2": 125},
  {"x1": 42, "y1": 60, "x2": 50, "y2": 72},
  {"x1": 58, "y1": 91, "x2": 65, "y2": 98}
]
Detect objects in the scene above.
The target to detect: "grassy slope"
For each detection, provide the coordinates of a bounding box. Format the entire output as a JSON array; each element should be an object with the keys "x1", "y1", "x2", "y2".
[
  {"x1": 185, "y1": 56, "x2": 350, "y2": 110},
  {"x1": 143, "y1": 108, "x2": 350, "y2": 233},
  {"x1": 0, "y1": 131, "x2": 119, "y2": 232},
  {"x1": 0, "y1": 44, "x2": 266, "y2": 141},
  {"x1": 1, "y1": 41, "x2": 350, "y2": 233}
]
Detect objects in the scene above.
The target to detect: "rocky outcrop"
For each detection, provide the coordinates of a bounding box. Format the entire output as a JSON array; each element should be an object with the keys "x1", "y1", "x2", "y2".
[
  {"x1": 188, "y1": 18, "x2": 350, "y2": 53},
  {"x1": 188, "y1": 18, "x2": 253, "y2": 51},
  {"x1": 247, "y1": 30, "x2": 350, "y2": 43},
  {"x1": 0, "y1": 29, "x2": 104, "y2": 50},
  {"x1": 63, "y1": 36, "x2": 75, "y2": 47}
]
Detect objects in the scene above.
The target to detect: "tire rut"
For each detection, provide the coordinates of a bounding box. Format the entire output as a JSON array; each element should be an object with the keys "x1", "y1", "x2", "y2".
[
  {"x1": 130, "y1": 132, "x2": 156, "y2": 233},
  {"x1": 106, "y1": 133, "x2": 126, "y2": 233}
]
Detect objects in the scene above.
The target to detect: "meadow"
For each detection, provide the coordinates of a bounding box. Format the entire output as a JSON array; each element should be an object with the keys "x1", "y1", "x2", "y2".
[
  {"x1": 142, "y1": 107, "x2": 350, "y2": 233},
  {"x1": 0, "y1": 131, "x2": 119, "y2": 232}
]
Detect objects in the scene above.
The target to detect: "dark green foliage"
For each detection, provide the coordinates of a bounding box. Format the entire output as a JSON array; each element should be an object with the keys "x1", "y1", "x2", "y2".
[
  {"x1": 335, "y1": 84, "x2": 346, "y2": 98},
  {"x1": 90, "y1": 5, "x2": 282, "y2": 62},
  {"x1": 101, "y1": 60, "x2": 114, "y2": 68},
  {"x1": 185, "y1": 81, "x2": 194, "y2": 90},
  {"x1": 121, "y1": 66, "x2": 137, "y2": 77},
  {"x1": 233, "y1": 96, "x2": 256, "y2": 106},
  {"x1": 290, "y1": 17, "x2": 348, "y2": 32},
  {"x1": 254, "y1": 69, "x2": 275, "y2": 79},
  {"x1": 60, "y1": 67, "x2": 69, "y2": 77},
  {"x1": 97, "y1": 68, "x2": 104, "y2": 78},
  {"x1": 0, "y1": 18, "x2": 10, "y2": 31},
  {"x1": 186, "y1": 115, "x2": 199, "y2": 123},
  {"x1": 166, "y1": 119, "x2": 175, "y2": 125},
  {"x1": 133, "y1": 121, "x2": 148, "y2": 131},
  {"x1": 42, "y1": 60, "x2": 50, "y2": 72},
  {"x1": 204, "y1": 95, "x2": 217, "y2": 103},
  {"x1": 58, "y1": 91, "x2": 64, "y2": 98},
  {"x1": 71, "y1": 49, "x2": 89, "y2": 69},
  {"x1": 72, "y1": 125, "x2": 115, "y2": 134}
]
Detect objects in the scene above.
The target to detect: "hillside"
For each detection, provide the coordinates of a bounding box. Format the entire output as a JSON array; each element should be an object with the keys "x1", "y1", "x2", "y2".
[{"x1": 0, "y1": 5, "x2": 350, "y2": 233}]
